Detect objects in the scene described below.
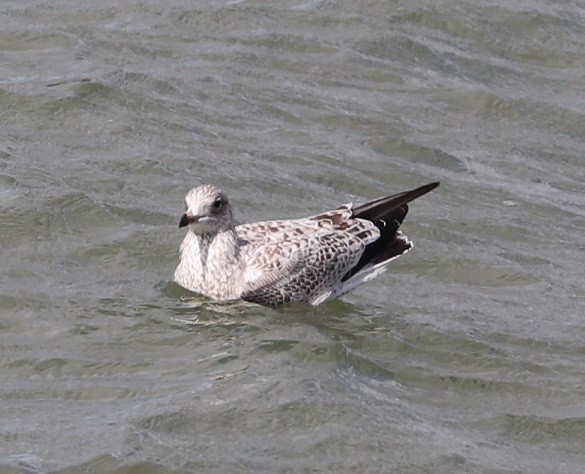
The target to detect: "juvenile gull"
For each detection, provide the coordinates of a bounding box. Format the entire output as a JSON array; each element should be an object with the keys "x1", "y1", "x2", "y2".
[{"x1": 173, "y1": 182, "x2": 439, "y2": 307}]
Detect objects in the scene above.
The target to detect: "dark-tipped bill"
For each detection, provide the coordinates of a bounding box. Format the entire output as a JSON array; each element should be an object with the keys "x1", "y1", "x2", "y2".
[{"x1": 179, "y1": 214, "x2": 197, "y2": 228}]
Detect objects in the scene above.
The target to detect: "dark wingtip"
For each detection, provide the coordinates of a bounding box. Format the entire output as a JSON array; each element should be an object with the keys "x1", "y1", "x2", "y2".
[
  {"x1": 342, "y1": 181, "x2": 440, "y2": 282},
  {"x1": 353, "y1": 181, "x2": 440, "y2": 221},
  {"x1": 413, "y1": 181, "x2": 440, "y2": 196}
]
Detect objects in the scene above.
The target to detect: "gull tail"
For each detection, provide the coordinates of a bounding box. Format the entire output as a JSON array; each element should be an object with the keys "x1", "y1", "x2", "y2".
[{"x1": 338, "y1": 182, "x2": 439, "y2": 294}]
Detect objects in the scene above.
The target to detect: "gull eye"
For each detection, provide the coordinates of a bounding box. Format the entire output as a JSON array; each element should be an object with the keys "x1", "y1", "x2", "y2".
[{"x1": 213, "y1": 197, "x2": 223, "y2": 210}]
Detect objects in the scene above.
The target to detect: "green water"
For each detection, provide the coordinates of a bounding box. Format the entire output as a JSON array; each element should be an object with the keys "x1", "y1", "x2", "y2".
[{"x1": 1, "y1": 1, "x2": 584, "y2": 472}]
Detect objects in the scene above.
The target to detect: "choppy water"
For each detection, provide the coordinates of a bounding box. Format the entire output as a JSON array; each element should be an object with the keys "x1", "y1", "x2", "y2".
[{"x1": 1, "y1": 1, "x2": 584, "y2": 472}]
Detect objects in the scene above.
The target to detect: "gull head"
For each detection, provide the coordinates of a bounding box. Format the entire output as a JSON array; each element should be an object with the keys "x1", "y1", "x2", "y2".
[{"x1": 179, "y1": 184, "x2": 234, "y2": 235}]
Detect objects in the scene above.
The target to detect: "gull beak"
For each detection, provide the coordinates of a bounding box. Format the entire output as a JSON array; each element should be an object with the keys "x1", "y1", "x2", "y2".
[{"x1": 179, "y1": 213, "x2": 198, "y2": 228}]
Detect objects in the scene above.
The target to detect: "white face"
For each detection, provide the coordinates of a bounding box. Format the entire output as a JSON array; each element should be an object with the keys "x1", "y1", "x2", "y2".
[{"x1": 180, "y1": 184, "x2": 233, "y2": 235}]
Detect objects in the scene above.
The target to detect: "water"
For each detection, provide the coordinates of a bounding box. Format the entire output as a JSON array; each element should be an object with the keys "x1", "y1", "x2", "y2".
[{"x1": 1, "y1": 0, "x2": 584, "y2": 472}]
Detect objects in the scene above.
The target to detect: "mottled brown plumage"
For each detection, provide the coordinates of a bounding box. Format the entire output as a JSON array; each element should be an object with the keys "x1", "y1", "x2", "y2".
[{"x1": 173, "y1": 182, "x2": 439, "y2": 306}]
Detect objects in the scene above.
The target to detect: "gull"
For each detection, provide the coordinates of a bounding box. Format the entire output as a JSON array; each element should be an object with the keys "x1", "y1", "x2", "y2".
[{"x1": 173, "y1": 182, "x2": 439, "y2": 307}]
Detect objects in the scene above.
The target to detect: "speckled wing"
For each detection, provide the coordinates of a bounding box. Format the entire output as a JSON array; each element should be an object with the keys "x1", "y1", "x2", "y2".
[{"x1": 237, "y1": 205, "x2": 380, "y2": 306}]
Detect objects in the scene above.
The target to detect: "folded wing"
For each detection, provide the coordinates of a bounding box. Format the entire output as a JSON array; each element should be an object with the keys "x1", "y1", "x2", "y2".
[{"x1": 238, "y1": 208, "x2": 379, "y2": 306}]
